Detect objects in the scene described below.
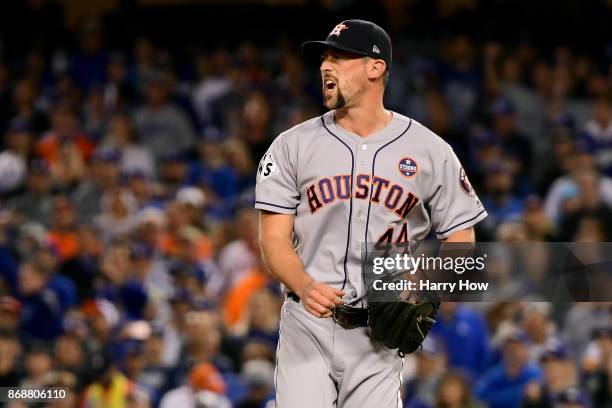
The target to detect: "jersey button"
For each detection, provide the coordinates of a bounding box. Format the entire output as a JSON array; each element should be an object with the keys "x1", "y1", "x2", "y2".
[{"x1": 361, "y1": 144, "x2": 367, "y2": 150}]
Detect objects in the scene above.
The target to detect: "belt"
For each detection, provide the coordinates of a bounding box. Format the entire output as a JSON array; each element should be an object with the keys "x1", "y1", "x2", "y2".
[{"x1": 287, "y1": 292, "x2": 368, "y2": 329}]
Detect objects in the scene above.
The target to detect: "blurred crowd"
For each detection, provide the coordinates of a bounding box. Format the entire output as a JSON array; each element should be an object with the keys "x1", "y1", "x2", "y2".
[{"x1": 0, "y1": 1, "x2": 611, "y2": 407}]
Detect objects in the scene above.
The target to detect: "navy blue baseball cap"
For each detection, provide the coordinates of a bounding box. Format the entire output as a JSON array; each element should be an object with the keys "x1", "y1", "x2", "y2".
[
  {"x1": 556, "y1": 387, "x2": 590, "y2": 406},
  {"x1": 302, "y1": 19, "x2": 392, "y2": 68},
  {"x1": 540, "y1": 340, "x2": 569, "y2": 362}
]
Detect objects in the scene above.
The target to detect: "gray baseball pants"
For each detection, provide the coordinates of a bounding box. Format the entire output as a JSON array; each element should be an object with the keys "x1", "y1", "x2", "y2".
[{"x1": 274, "y1": 297, "x2": 403, "y2": 407}]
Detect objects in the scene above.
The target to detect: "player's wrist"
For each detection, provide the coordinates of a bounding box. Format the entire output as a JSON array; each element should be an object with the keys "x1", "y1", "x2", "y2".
[{"x1": 295, "y1": 276, "x2": 316, "y2": 299}]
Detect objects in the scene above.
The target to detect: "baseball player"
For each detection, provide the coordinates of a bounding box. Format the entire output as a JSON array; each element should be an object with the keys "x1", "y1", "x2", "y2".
[{"x1": 255, "y1": 19, "x2": 487, "y2": 407}]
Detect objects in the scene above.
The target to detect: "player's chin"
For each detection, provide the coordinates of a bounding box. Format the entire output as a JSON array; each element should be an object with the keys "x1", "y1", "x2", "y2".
[{"x1": 323, "y1": 96, "x2": 340, "y2": 110}]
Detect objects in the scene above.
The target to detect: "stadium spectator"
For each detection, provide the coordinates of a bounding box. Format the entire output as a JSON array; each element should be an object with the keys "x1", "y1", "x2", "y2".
[
  {"x1": 580, "y1": 96, "x2": 612, "y2": 176},
  {"x1": 479, "y1": 162, "x2": 524, "y2": 236},
  {"x1": 0, "y1": 331, "x2": 21, "y2": 387},
  {"x1": 476, "y1": 331, "x2": 543, "y2": 408},
  {"x1": 581, "y1": 326, "x2": 611, "y2": 406},
  {"x1": 53, "y1": 332, "x2": 86, "y2": 378},
  {"x1": 236, "y1": 359, "x2": 275, "y2": 408},
  {"x1": 404, "y1": 336, "x2": 447, "y2": 408},
  {"x1": 17, "y1": 257, "x2": 75, "y2": 341},
  {"x1": 0, "y1": 78, "x2": 49, "y2": 137},
  {"x1": 6, "y1": 160, "x2": 55, "y2": 227},
  {"x1": 72, "y1": 146, "x2": 122, "y2": 222},
  {"x1": 520, "y1": 303, "x2": 560, "y2": 362},
  {"x1": 101, "y1": 114, "x2": 155, "y2": 179},
  {"x1": 522, "y1": 341, "x2": 583, "y2": 408},
  {"x1": 134, "y1": 73, "x2": 195, "y2": 160},
  {"x1": 557, "y1": 168, "x2": 612, "y2": 241},
  {"x1": 21, "y1": 342, "x2": 53, "y2": 388},
  {"x1": 431, "y1": 303, "x2": 490, "y2": 379},
  {"x1": 0, "y1": 119, "x2": 32, "y2": 194},
  {"x1": 436, "y1": 371, "x2": 485, "y2": 408},
  {"x1": 80, "y1": 352, "x2": 138, "y2": 408},
  {"x1": 159, "y1": 362, "x2": 230, "y2": 408}
]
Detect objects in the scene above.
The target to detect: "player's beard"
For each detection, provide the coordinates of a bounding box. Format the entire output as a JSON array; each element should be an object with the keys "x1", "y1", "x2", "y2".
[{"x1": 323, "y1": 87, "x2": 347, "y2": 110}]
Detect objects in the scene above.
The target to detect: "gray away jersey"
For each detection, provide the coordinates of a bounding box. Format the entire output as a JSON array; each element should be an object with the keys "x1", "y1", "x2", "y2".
[{"x1": 255, "y1": 111, "x2": 487, "y2": 301}]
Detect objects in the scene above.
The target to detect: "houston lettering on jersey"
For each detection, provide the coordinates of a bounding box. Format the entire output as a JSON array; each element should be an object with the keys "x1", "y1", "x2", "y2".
[{"x1": 306, "y1": 174, "x2": 419, "y2": 218}]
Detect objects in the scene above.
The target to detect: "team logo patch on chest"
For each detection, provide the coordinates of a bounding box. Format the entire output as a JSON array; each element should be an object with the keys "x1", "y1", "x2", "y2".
[
  {"x1": 459, "y1": 167, "x2": 475, "y2": 196},
  {"x1": 398, "y1": 157, "x2": 418, "y2": 178}
]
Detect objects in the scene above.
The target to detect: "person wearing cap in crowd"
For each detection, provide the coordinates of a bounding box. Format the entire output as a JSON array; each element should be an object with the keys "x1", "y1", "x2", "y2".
[
  {"x1": 520, "y1": 303, "x2": 560, "y2": 362},
  {"x1": 0, "y1": 118, "x2": 32, "y2": 194},
  {"x1": 129, "y1": 240, "x2": 173, "y2": 323},
  {"x1": 94, "y1": 186, "x2": 139, "y2": 243},
  {"x1": 17, "y1": 257, "x2": 75, "y2": 341},
  {"x1": 581, "y1": 326, "x2": 611, "y2": 407},
  {"x1": 6, "y1": 159, "x2": 55, "y2": 227},
  {"x1": 236, "y1": 359, "x2": 276, "y2": 408},
  {"x1": 124, "y1": 169, "x2": 162, "y2": 210},
  {"x1": 431, "y1": 303, "x2": 490, "y2": 380},
  {"x1": 404, "y1": 335, "x2": 447, "y2": 408},
  {"x1": 489, "y1": 98, "x2": 533, "y2": 185},
  {"x1": 72, "y1": 145, "x2": 122, "y2": 223},
  {"x1": 81, "y1": 350, "x2": 143, "y2": 408},
  {"x1": 479, "y1": 161, "x2": 524, "y2": 236},
  {"x1": 555, "y1": 387, "x2": 592, "y2": 408},
  {"x1": 133, "y1": 71, "x2": 196, "y2": 161},
  {"x1": 157, "y1": 152, "x2": 190, "y2": 198},
  {"x1": 189, "y1": 127, "x2": 239, "y2": 220},
  {"x1": 101, "y1": 113, "x2": 156, "y2": 179},
  {"x1": 476, "y1": 330, "x2": 542, "y2": 408},
  {"x1": 159, "y1": 362, "x2": 230, "y2": 408},
  {"x1": 522, "y1": 340, "x2": 582, "y2": 408},
  {"x1": 580, "y1": 96, "x2": 612, "y2": 177},
  {"x1": 82, "y1": 298, "x2": 120, "y2": 356},
  {"x1": 158, "y1": 187, "x2": 213, "y2": 262}
]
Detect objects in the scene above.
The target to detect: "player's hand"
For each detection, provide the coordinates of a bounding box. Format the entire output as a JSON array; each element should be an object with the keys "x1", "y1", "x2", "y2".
[{"x1": 300, "y1": 281, "x2": 344, "y2": 318}]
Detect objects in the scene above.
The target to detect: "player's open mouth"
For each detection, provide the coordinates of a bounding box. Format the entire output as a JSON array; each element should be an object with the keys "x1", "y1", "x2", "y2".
[{"x1": 324, "y1": 79, "x2": 336, "y2": 91}]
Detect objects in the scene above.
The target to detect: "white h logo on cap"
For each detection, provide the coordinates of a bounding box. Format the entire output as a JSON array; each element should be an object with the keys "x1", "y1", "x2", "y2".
[{"x1": 329, "y1": 23, "x2": 349, "y2": 37}]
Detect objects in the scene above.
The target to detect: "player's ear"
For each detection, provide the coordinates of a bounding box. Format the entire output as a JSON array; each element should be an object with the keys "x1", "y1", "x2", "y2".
[{"x1": 367, "y1": 58, "x2": 387, "y2": 82}]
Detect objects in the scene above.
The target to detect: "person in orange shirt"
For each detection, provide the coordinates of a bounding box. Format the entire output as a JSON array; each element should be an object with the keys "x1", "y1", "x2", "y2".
[
  {"x1": 36, "y1": 104, "x2": 95, "y2": 187},
  {"x1": 159, "y1": 188, "x2": 213, "y2": 260},
  {"x1": 47, "y1": 197, "x2": 80, "y2": 261},
  {"x1": 37, "y1": 104, "x2": 95, "y2": 165},
  {"x1": 222, "y1": 266, "x2": 271, "y2": 330}
]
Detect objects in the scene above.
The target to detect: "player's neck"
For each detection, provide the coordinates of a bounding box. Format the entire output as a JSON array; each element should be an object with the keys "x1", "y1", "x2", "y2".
[{"x1": 334, "y1": 102, "x2": 392, "y2": 138}]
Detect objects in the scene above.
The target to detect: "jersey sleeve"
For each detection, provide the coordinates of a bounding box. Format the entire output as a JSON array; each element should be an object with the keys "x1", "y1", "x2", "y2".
[
  {"x1": 428, "y1": 143, "x2": 487, "y2": 239},
  {"x1": 254, "y1": 134, "x2": 300, "y2": 214}
]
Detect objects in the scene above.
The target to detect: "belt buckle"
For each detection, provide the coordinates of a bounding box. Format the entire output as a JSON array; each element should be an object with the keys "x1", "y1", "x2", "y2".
[
  {"x1": 332, "y1": 307, "x2": 340, "y2": 325},
  {"x1": 333, "y1": 305, "x2": 360, "y2": 330}
]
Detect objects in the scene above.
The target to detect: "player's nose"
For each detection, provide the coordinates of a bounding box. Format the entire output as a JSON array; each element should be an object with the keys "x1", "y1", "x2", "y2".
[{"x1": 320, "y1": 55, "x2": 333, "y2": 71}]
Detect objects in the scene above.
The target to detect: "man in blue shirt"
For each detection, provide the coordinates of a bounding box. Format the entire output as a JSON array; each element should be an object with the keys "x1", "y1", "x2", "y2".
[
  {"x1": 476, "y1": 331, "x2": 542, "y2": 408},
  {"x1": 431, "y1": 302, "x2": 490, "y2": 379}
]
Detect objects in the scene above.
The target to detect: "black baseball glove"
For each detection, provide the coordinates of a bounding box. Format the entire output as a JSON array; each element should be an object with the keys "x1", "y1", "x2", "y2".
[{"x1": 368, "y1": 300, "x2": 439, "y2": 356}]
